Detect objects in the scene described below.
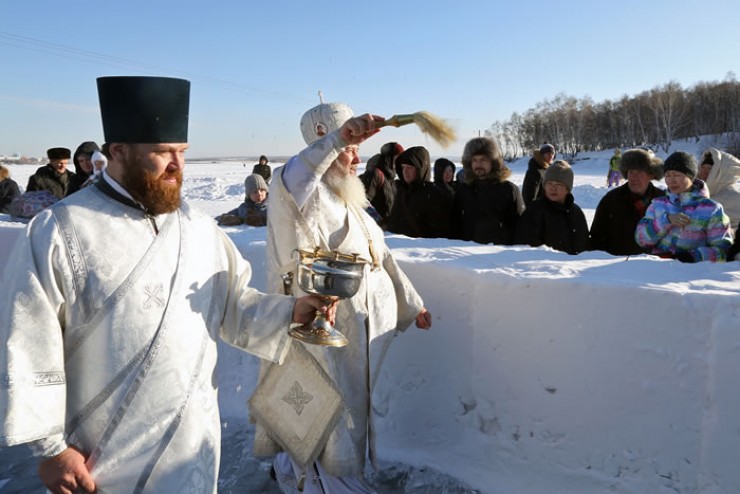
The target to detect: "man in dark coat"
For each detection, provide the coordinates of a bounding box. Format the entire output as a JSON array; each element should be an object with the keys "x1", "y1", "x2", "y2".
[
  {"x1": 522, "y1": 143, "x2": 555, "y2": 207},
  {"x1": 68, "y1": 141, "x2": 101, "y2": 194},
  {"x1": 359, "y1": 141, "x2": 403, "y2": 222},
  {"x1": 26, "y1": 147, "x2": 75, "y2": 199},
  {"x1": 516, "y1": 160, "x2": 589, "y2": 254},
  {"x1": 386, "y1": 146, "x2": 452, "y2": 238},
  {"x1": 590, "y1": 148, "x2": 665, "y2": 256},
  {"x1": 433, "y1": 157, "x2": 457, "y2": 199},
  {"x1": 451, "y1": 137, "x2": 525, "y2": 245},
  {"x1": 252, "y1": 155, "x2": 272, "y2": 184}
]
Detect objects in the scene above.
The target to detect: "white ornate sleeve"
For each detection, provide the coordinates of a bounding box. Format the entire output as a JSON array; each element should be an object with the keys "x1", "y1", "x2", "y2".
[{"x1": 281, "y1": 131, "x2": 345, "y2": 209}]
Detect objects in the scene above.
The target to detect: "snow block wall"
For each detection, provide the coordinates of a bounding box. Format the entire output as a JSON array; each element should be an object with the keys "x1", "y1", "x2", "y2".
[
  {"x1": 2, "y1": 224, "x2": 739, "y2": 494},
  {"x1": 374, "y1": 240, "x2": 740, "y2": 494}
]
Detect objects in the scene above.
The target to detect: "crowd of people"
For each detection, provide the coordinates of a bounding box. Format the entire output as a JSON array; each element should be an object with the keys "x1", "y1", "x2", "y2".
[
  {"x1": 0, "y1": 75, "x2": 739, "y2": 493},
  {"x1": 0, "y1": 142, "x2": 108, "y2": 218},
  {"x1": 351, "y1": 139, "x2": 737, "y2": 262},
  {"x1": 210, "y1": 136, "x2": 739, "y2": 264}
]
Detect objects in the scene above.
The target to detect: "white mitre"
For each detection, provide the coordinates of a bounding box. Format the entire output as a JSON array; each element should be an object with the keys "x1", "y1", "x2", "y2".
[{"x1": 300, "y1": 101, "x2": 354, "y2": 145}]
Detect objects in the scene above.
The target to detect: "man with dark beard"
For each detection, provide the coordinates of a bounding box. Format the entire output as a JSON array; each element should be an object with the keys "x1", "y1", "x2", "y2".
[
  {"x1": 0, "y1": 76, "x2": 334, "y2": 494},
  {"x1": 451, "y1": 136, "x2": 525, "y2": 245},
  {"x1": 259, "y1": 101, "x2": 431, "y2": 493}
]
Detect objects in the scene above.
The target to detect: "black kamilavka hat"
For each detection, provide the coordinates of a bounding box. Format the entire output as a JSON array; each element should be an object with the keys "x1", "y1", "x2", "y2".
[{"x1": 97, "y1": 76, "x2": 190, "y2": 143}]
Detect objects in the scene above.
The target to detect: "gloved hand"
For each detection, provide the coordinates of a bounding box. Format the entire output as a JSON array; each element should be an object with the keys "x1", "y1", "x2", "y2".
[
  {"x1": 674, "y1": 251, "x2": 695, "y2": 263},
  {"x1": 216, "y1": 214, "x2": 244, "y2": 226}
]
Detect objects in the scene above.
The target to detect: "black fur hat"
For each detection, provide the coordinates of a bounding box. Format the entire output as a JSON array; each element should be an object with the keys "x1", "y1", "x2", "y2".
[
  {"x1": 47, "y1": 147, "x2": 71, "y2": 160},
  {"x1": 620, "y1": 148, "x2": 664, "y2": 180}
]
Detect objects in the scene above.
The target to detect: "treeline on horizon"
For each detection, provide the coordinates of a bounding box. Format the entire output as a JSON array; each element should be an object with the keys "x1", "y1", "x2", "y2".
[{"x1": 487, "y1": 72, "x2": 740, "y2": 159}]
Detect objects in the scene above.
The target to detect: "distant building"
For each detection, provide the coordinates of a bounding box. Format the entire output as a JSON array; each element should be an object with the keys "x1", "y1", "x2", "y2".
[{"x1": 0, "y1": 153, "x2": 21, "y2": 162}]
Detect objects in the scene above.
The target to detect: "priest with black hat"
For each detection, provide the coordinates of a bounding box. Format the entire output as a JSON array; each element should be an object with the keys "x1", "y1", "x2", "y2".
[
  {"x1": 26, "y1": 146, "x2": 76, "y2": 198},
  {"x1": 0, "y1": 76, "x2": 335, "y2": 494}
]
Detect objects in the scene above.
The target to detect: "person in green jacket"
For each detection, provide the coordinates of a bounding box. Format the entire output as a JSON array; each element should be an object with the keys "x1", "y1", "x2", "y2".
[{"x1": 607, "y1": 148, "x2": 622, "y2": 187}]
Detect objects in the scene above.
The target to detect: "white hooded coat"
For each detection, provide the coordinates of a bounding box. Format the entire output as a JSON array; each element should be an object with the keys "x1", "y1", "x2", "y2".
[{"x1": 703, "y1": 147, "x2": 740, "y2": 231}]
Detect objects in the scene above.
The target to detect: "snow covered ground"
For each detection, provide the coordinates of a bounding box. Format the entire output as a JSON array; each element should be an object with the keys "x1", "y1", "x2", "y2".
[{"x1": 1, "y1": 138, "x2": 739, "y2": 493}]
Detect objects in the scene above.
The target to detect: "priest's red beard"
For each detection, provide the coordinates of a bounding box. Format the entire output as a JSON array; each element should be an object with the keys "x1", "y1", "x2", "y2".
[{"x1": 121, "y1": 154, "x2": 183, "y2": 215}]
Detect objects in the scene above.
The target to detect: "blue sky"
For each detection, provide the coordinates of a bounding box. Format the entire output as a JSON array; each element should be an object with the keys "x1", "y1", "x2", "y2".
[{"x1": 1, "y1": 0, "x2": 739, "y2": 159}]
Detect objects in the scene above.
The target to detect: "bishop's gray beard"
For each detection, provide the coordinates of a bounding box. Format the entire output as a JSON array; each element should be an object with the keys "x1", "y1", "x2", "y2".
[{"x1": 324, "y1": 163, "x2": 369, "y2": 209}]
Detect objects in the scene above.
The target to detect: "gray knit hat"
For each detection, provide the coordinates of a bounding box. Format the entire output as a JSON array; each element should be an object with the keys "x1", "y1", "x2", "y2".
[
  {"x1": 543, "y1": 160, "x2": 574, "y2": 191},
  {"x1": 663, "y1": 151, "x2": 698, "y2": 179},
  {"x1": 620, "y1": 148, "x2": 664, "y2": 180},
  {"x1": 244, "y1": 173, "x2": 268, "y2": 197}
]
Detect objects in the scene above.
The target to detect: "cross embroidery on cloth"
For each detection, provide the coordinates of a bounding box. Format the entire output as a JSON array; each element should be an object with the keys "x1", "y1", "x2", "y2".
[
  {"x1": 143, "y1": 283, "x2": 165, "y2": 310},
  {"x1": 282, "y1": 381, "x2": 313, "y2": 416}
]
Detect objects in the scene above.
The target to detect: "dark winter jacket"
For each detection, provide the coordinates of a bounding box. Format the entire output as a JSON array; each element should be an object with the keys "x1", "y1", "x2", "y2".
[
  {"x1": 728, "y1": 225, "x2": 740, "y2": 261},
  {"x1": 515, "y1": 193, "x2": 590, "y2": 255},
  {"x1": 451, "y1": 166, "x2": 525, "y2": 245},
  {"x1": 252, "y1": 163, "x2": 272, "y2": 184},
  {"x1": 522, "y1": 150, "x2": 549, "y2": 207},
  {"x1": 386, "y1": 147, "x2": 452, "y2": 239},
  {"x1": 590, "y1": 182, "x2": 666, "y2": 256},
  {"x1": 433, "y1": 158, "x2": 457, "y2": 199},
  {"x1": 0, "y1": 178, "x2": 21, "y2": 214},
  {"x1": 26, "y1": 164, "x2": 75, "y2": 199},
  {"x1": 360, "y1": 143, "x2": 402, "y2": 221},
  {"x1": 217, "y1": 197, "x2": 269, "y2": 227},
  {"x1": 68, "y1": 141, "x2": 100, "y2": 194}
]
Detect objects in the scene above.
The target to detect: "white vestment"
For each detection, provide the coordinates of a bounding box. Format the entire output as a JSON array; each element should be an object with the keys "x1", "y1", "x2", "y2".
[
  {"x1": 0, "y1": 182, "x2": 295, "y2": 493},
  {"x1": 254, "y1": 131, "x2": 424, "y2": 478}
]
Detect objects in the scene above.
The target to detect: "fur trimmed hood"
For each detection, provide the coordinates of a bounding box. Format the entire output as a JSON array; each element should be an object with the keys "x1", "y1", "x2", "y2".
[
  {"x1": 528, "y1": 149, "x2": 549, "y2": 170},
  {"x1": 461, "y1": 137, "x2": 511, "y2": 184}
]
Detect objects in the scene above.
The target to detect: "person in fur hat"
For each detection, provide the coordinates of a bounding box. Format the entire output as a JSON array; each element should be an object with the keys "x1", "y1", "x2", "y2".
[
  {"x1": 636, "y1": 151, "x2": 732, "y2": 262},
  {"x1": 359, "y1": 141, "x2": 403, "y2": 223},
  {"x1": 26, "y1": 147, "x2": 76, "y2": 199},
  {"x1": 590, "y1": 148, "x2": 666, "y2": 256},
  {"x1": 68, "y1": 141, "x2": 101, "y2": 194},
  {"x1": 386, "y1": 146, "x2": 452, "y2": 238},
  {"x1": 698, "y1": 147, "x2": 740, "y2": 234},
  {"x1": 522, "y1": 142, "x2": 556, "y2": 207},
  {"x1": 216, "y1": 173, "x2": 269, "y2": 226},
  {"x1": 450, "y1": 136, "x2": 524, "y2": 245},
  {"x1": 515, "y1": 160, "x2": 589, "y2": 254}
]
